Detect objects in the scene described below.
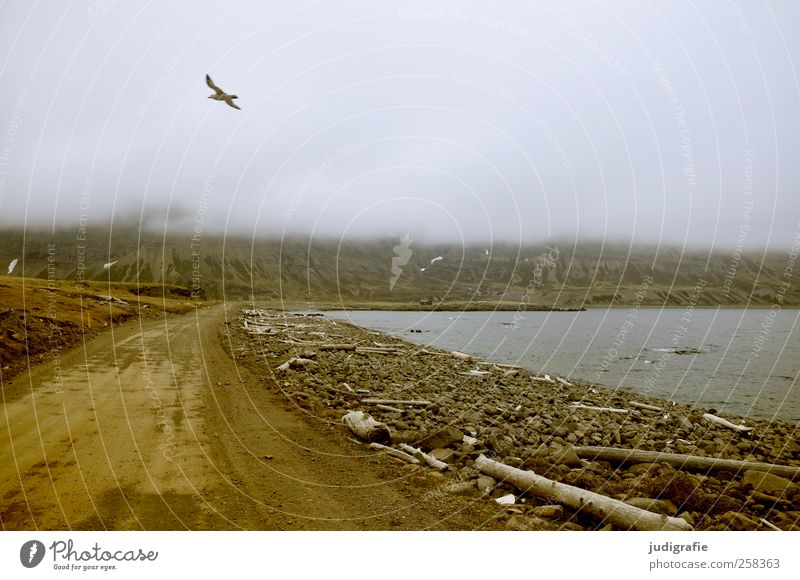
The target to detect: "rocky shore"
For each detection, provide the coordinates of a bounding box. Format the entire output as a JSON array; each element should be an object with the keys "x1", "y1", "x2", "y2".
[{"x1": 231, "y1": 308, "x2": 800, "y2": 531}]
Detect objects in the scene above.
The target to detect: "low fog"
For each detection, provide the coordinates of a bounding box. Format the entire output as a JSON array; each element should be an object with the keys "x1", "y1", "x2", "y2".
[{"x1": 0, "y1": 0, "x2": 798, "y2": 249}]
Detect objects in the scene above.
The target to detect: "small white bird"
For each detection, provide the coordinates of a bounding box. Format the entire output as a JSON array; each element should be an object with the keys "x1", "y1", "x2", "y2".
[
  {"x1": 7, "y1": 258, "x2": 18, "y2": 275},
  {"x1": 103, "y1": 260, "x2": 118, "y2": 270},
  {"x1": 430, "y1": 256, "x2": 443, "y2": 264},
  {"x1": 206, "y1": 74, "x2": 241, "y2": 110}
]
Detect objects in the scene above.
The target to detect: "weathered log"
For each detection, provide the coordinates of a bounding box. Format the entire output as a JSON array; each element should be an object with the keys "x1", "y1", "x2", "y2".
[
  {"x1": 414, "y1": 348, "x2": 448, "y2": 356},
  {"x1": 375, "y1": 404, "x2": 404, "y2": 413},
  {"x1": 342, "y1": 411, "x2": 391, "y2": 443},
  {"x1": 475, "y1": 455, "x2": 692, "y2": 531},
  {"x1": 573, "y1": 446, "x2": 800, "y2": 480},
  {"x1": 556, "y1": 376, "x2": 574, "y2": 387},
  {"x1": 451, "y1": 351, "x2": 475, "y2": 361},
  {"x1": 629, "y1": 401, "x2": 661, "y2": 412},
  {"x1": 361, "y1": 398, "x2": 432, "y2": 406},
  {"x1": 398, "y1": 443, "x2": 448, "y2": 470},
  {"x1": 569, "y1": 403, "x2": 630, "y2": 414},
  {"x1": 760, "y1": 518, "x2": 782, "y2": 531},
  {"x1": 369, "y1": 442, "x2": 419, "y2": 464},
  {"x1": 319, "y1": 344, "x2": 357, "y2": 351},
  {"x1": 703, "y1": 413, "x2": 754, "y2": 432},
  {"x1": 355, "y1": 347, "x2": 402, "y2": 355},
  {"x1": 275, "y1": 357, "x2": 315, "y2": 372},
  {"x1": 476, "y1": 361, "x2": 524, "y2": 370},
  {"x1": 459, "y1": 370, "x2": 490, "y2": 377}
]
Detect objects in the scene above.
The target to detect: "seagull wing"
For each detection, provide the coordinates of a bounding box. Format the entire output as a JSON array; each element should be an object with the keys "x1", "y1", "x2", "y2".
[
  {"x1": 225, "y1": 99, "x2": 241, "y2": 110},
  {"x1": 205, "y1": 74, "x2": 224, "y2": 95}
]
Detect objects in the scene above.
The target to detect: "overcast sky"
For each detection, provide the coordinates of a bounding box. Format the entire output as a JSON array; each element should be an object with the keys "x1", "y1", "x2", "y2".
[{"x1": 0, "y1": 0, "x2": 798, "y2": 248}]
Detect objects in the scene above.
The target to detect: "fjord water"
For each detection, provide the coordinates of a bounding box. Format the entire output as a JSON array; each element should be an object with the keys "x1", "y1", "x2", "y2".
[{"x1": 327, "y1": 308, "x2": 800, "y2": 423}]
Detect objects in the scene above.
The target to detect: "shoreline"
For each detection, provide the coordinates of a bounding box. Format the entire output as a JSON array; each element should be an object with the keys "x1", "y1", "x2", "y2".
[
  {"x1": 235, "y1": 307, "x2": 800, "y2": 531},
  {"x1": 276, "y1": 300, "x2": 800, "y2": 312}
]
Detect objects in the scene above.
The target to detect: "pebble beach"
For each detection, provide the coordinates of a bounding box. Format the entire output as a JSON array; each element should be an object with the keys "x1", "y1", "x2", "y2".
[{"x1": 232, "y1": 308, "x2": 800, "y2": 531}]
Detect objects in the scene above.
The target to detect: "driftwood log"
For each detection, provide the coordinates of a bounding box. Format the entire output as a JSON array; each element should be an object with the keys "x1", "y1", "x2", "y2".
[
  {"x1": 703, "y1": 413, "x2": 754, "y2": 432},
  {"x1": 361, "y1": 398, "x2": 432, "y2": 406},
  {"x1": 355, "y1": 347, "x2": 402, "y2": 355},
  {"x1": 569, "y1": 403, "x2": 630, "y2": 414},
  {"x1": 342, "y1": 411, "x2": 390, "y2": 443},
  {"x1": 476, "y1": 361, "x2": 524, "y2": 370},
  {"x1": 369, "y1": 442, "x2": 419, "y2": 464},
  {"x1": 414, "y1": 348, "x2": 448, "y2": 357},
  {"x1": 476, "y1": 455, "x2": 692, "y2": 531},
  {"x1": 398, "y1": 443, "x2": 449, "y2": 470},
  {"x1": 375, "y1": 404, "x2": 404, "y2": 413},
  {"x1": 573, "y1": 446, "x2": 800, "y2": 480},
  {"x1": 629, "y1": 401, "x2": 661, "y2": 412},
  {"x1": 275, "y1": 357, "x2": 315, "y2": 372},
  {"x1": 319, "y1": 344, "x2": 357, "y2": 351}
]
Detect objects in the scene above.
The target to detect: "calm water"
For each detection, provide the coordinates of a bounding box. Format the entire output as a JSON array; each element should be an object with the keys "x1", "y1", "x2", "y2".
[{"x1": 326, "y1": 308, "x2": 800, "y2": 423}]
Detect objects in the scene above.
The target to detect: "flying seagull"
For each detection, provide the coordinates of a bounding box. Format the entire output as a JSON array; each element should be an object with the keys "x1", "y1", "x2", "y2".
[
  {"x1": 206, "y1": 74, "x2": 241, "y2": 110},
  {"x1": 7, "y1": 258, "x2": 18, "y2": 275},
  {"x1": 103, "y1": 260, "x2": 119, "y2": 270}
]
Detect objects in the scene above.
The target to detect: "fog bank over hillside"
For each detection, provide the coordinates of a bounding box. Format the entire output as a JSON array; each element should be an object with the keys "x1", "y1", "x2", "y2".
[{"x1": 2, "y1": 226, "x2": 797, "y2": 306}]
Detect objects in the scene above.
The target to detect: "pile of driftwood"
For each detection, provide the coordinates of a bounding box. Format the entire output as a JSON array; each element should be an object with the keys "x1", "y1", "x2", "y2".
[
  {"x1": 339, "y1": 404, "x2": 800, "y2": 531},
  {"x1": 341, "y1": 410, "x2": 449, "y2": 470}
]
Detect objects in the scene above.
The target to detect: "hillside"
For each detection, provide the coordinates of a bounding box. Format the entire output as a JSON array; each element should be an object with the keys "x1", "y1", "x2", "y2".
[
  {"x1": 0, "y1": 276, "x2": 201, "y2": 381},
  {"x1": 0, "y1": 226, "x2": 796, "y2": 307}
]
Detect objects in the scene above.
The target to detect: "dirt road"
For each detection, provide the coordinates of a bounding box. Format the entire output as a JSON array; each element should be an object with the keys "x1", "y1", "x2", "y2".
[{"x1": 0, "y1": 304, "x2": 500, "y2": 530}]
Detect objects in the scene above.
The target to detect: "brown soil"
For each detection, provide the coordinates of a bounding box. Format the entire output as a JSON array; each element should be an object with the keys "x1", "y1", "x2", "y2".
[
  {"x1": 0, "y1": 303, "x2": 505, "y2": 530},
  {"x1": 0, "y1": 276, "x2": 201, "y2": 383}
]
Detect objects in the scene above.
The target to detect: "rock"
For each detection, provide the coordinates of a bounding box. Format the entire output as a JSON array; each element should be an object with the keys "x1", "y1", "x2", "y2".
[
  {"x1": 677, "y1": 512, "x2": 694, "y2": 526},
  {"x1": 531, "y1": 504, "x2": 563, "y2": 519},
  {"x1": 506, "y1": 515, "x2": 548, "y2": 531},
  {"x1": 626, "y1": 463, "x2": 660, "y2": 476},
  {"x1": 419, "y1": 427, "x2": 464, "y2": 450},
  {"x1": 559, "y1": 522, "x2": 584, "y2": 531},
  {"x1": 495, "y1": 493, "x2": 516, "y2": 505},
  {"x1": 742, "y1": 470, "x2": 799, "y2": 496},
  {"x1": 476, "y1": 475, "x2": 496, "y2": 493},
  {"x1": 445, "y1": 481, "x2": 476, "y2": 496},
  {"x1": 719, "y1": 511, "x2": 760, "y2": 531},
  {"x1": 429, "y1": 448, "x2": 456, "y2": 463},
  {"x1": 552, "y1": 444, "x2": 583, "y2": 468},
  {"x1": 749, "y1": 490, "x2": 792, "y2": 508},
  {"x1": 553, "y1": 426, "x2": 570, "y2": 438},
  {"x1": 389, "y1": 430, "x2": 424, "y2": 445},
  {"x1": 426, "y1": 471, "x2": 445, "y2": 483},
  {"x1": 623, "y1": 498, "x2": 677, "y2": 516}
]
